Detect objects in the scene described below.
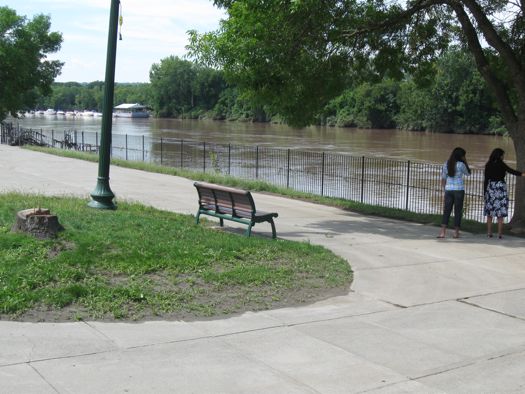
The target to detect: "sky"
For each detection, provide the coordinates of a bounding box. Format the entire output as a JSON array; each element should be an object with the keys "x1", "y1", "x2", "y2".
[{"x1": 2, "y1": 0, "x2": 225, "y2": 83}]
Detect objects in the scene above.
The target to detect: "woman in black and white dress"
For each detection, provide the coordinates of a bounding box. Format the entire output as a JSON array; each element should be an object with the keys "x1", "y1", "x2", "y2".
[{"x1": 484, "y1": 148, "x2": 524, "y2": 238}]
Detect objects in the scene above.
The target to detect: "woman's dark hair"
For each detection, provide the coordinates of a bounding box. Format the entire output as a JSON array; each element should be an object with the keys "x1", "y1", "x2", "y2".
[
  {"x1": 447, "y1": 147, "x2": 467, "y2": 177},
  {"x1": 487, "y1": 148, "x2": 504, "y2": 165}
]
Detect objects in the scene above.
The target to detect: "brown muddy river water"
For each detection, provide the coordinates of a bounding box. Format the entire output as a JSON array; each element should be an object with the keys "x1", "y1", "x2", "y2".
[{"x1": 13, "y1": 116, "x2": 515, "y2": 167}]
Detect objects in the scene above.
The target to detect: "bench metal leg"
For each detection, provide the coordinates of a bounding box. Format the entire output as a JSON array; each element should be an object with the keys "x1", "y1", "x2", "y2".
[
  {"x1": 269, "y1": 218, "x2": 277, "y2": 239},
  {"x1": 245, "y1": 223, "x2": 253, "y2": 237},
  {"x1": 220, "y1": 218, "x2": 224, "y2": 227},
  {"x1": 195, "y1": 210, "x2": 201, "y2": 224}
]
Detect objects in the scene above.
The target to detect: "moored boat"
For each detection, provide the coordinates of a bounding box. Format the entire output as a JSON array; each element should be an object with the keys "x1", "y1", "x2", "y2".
[{"x1": 113, "y1": 103, "x2": 149, "y2": 118}]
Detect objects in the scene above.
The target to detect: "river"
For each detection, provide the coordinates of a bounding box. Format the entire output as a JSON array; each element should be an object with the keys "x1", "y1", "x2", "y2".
[{"x1": 11, "y1": 116, "x2": 515, "y2": 167}]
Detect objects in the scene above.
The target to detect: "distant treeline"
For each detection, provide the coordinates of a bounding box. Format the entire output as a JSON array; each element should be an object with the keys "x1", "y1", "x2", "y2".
[{"x1": 35, "y1": 48, "x2": 506, "y2": 135}]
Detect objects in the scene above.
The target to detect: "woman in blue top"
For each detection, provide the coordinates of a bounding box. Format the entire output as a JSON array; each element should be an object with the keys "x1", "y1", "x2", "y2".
[{"x1": 437, "y1": 147, "x2": 471, "y2": 239}]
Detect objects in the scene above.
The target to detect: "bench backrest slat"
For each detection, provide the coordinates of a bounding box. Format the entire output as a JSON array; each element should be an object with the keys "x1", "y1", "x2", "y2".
[
  {"x1": 197, "y1": 187, "x2": 216, "y2": 209},
  {"x1": 231, "y1": 193, "x2": 255, "y2": 218},
  {"x1": 194, "y1": 182, "x2": 256, "y2": 219},
  {"x1": 213, "y1": 190, "x2": 233, "y2": 214}
]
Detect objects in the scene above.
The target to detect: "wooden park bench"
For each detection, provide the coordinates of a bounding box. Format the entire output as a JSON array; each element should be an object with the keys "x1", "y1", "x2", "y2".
[{"x1": 194, "y1": 182, "x2": 278, "y2": 238}]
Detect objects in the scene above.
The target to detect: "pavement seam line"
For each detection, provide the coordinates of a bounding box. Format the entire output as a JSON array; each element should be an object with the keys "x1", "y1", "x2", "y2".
[
  {"x1": 2, "y1": 349, "x2": 118, "y2": 368},
  {"x1": 410, "y1": 347, "x2": 525, "y2": 381},
  {"x1": 458, "y1": 298, "x2": 525, "y2": 322},
  {"x1": 28, "y1": 363, "x2": 61, "y2": 394},
  {"x1": 355, "y1": 259, "x2": 450, "y2": 271},
  {"x1": 36, "y1": 308, "x2": 400, "y2": 354},
  {"x1": 459, "y1": 286, "x2": 525, "y2": 299}
]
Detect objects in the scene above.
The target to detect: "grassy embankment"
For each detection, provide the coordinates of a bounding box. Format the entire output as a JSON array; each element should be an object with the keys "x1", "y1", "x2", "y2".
[
  {"x1": 25, "y1": 145, "x2": 489, "y2": 235},
  {"x1": 0, "y1": 193, "x2": 352, "y2": 322}
]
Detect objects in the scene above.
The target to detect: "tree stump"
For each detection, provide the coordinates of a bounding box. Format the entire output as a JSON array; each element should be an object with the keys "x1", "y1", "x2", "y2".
[{"x1": 12, "y1": 208, "x2": 64, "y2": 239}]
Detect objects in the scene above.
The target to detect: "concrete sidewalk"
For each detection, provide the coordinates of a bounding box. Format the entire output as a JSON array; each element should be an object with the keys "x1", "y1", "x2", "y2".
[{"x1": 1, "y1": 144, "x2": 525, "y2": 393}]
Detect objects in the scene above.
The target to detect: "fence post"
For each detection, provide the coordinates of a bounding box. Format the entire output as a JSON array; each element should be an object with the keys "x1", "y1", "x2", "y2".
[
  {"x1": 160, "y1": 137, "x2": 163, "y2": 165},
  {"x1": 82, "y1": 131, "x2": 85, "y2": 151},
  {"x1": 40, "y1": 128, "x2": 44, "y2": 145},
  {"x1": 228, "y1": 144, "x2": 231, "y2": 175},
  {"x1": 63, "y1": 130, "x2": 66, "y2": 148},
  {"x1": 142, "y1": 135, "x2": 145, "y2": 161},
  {"x1": 256, "y1": 146, "x2": 259, "y2": 179},
  {"x1": 203, "y1": 141, "x2": 206, "y2": 172},
  {"x1": 287, "y1": 148, "x2": 291, "y2": 188},
  {"x1": 180, "y1": 139, "x2": 184, "y2": 168},
  {"x1": 321, "y1": 152, "x2": 325, "y2": 196},
  {"x1": 360, "y1": 156, "x2": 365, "y2": 203},
  {"x1": 125, "y1": 134, "x2": 128, "y2": 160},
  {"x1": 405, "y1": 160, "x2": 411, "y2": 210},
  {"x1": 96, "y1": 132, "x2": 99, "y2": 150},
  {"x1": 52, "y1": 130, "x2": 54, "y2": 147},
  {"x1": 74, "y1": 130, "x2": 77, "y2": 146}
]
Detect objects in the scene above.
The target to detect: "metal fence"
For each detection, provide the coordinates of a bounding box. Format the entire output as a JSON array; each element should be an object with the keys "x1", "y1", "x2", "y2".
[{"x1": 1, "y1": 122, "x2": 515, "y2": 223}]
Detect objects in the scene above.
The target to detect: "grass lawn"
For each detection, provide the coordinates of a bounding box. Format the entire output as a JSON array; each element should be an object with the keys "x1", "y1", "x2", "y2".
[{"x1": 0, "y1": 193, "x2": 352, "y2": 322}]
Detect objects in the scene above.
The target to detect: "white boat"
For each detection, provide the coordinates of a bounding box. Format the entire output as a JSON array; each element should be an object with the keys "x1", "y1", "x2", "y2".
[
  {"x1": 65, "y1": 111, "x2": 76, "y2": 117},
  {"x1": 113, "y1": 103, "x2": 149, "y2": 118},
  {"x1": 82, "y1": 110, "x2": 95, "y2": 117},
  {"x1": 93, "y1": 112, "x2": 103, "y2": 117},
  {"x1": 44, "y1": 108, "x2": 57, "y2": 116},
  {"x1": 56, "y1": 110, "x2": 65, "y2": 116}
]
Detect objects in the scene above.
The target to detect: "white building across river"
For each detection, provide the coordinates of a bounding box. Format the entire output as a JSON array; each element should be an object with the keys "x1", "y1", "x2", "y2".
[{"x1": 113, "y1": 103, "x2": 149, "y2": 118}]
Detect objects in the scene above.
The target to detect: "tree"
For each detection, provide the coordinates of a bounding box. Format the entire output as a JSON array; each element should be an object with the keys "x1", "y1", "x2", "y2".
[
  {"x1": 0, "y1": 7, "x2": 63, "y2": 120},
  {"x1": 149, "y1": 56, "x2": 226, "y2": 117},
  {"x1": 150, "y1": 56, "x2": 198, "y2": 117},
  {"x1": 396, "y1": 48, "x2": 500, "y2": 133},
  {"x1": 189, "y1": 0, "x2": 525, "y2": 232}
]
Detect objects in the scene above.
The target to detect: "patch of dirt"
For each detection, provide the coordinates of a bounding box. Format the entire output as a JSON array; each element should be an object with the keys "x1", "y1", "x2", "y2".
[
  {"x1": 2, "y1": 276, "x2": 352, "y2": 323},
  {"x1": 47, "y1": 240, "x2": 76, "y2": 259}
]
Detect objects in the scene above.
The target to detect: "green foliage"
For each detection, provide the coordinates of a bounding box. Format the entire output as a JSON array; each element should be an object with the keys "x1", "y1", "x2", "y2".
[
  {"x1": 35, "y1": 82, "x2": 151, "y2": 112},
  {"x1": 188, "y1": 0, "x2": 522, "y2": 137},
  {"x1": 424, "y1": 50, "x2": 494, "y2": 133},
  {"x1": 321, "y1": 80, "x2": 400, "y2": 129},
  {"x1": 0, "y1": 7, "x2": 63, "y2": 120},
  {"x1": 396, "y1": 49, "x2": 503, "y2": 133},
  {"x1": 352, "y1": 80, "x2": 400, "y2": 129},
  {"x1": 149, "y1": 56, "x2": 226, "y2": 118},
  {"x1": 395, "y1": 80, "x2": 431, "y2": 131},
  {"x1": 320, "y1": 48, "x2": 504, "y2": 133},
  {"x1": 187, "y1": 1, "x2": 352, "y2": 127}
]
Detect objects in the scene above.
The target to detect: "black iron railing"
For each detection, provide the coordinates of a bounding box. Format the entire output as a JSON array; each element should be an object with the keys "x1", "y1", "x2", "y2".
[{"x1": 1, "y1": 122, "x2": 515, "y2": 223}]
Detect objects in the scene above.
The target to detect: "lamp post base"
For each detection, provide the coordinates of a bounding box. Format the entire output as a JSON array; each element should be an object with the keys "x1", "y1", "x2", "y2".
[{"x1": 88, "y1": 177, "x2": 117, "y2": 210}]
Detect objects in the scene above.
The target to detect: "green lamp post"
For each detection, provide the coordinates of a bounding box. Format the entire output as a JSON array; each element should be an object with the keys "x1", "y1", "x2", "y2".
[{"x1": 89, "y1": 0, "x2": 120, "y2": 209}]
